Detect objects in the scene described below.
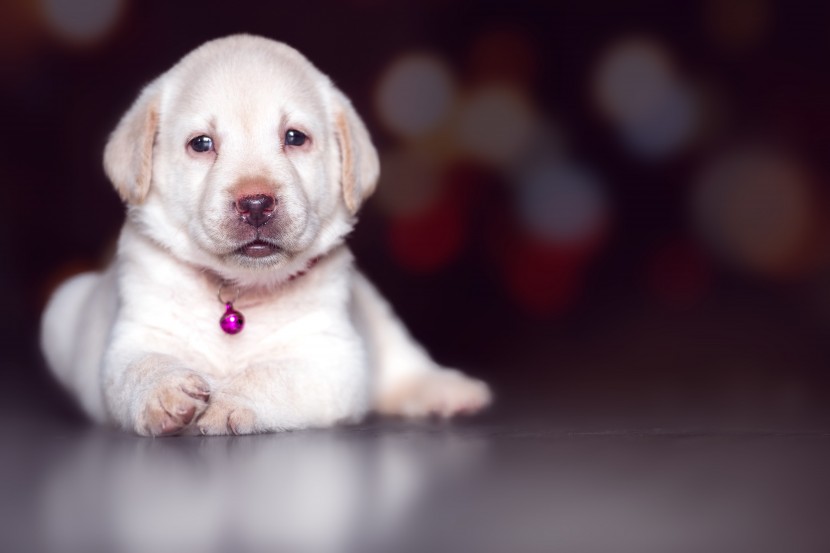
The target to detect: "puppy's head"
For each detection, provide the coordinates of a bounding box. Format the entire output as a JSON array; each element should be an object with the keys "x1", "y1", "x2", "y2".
[{"x1": 104, "y1": 35, "x2": 379, "y2": 284}]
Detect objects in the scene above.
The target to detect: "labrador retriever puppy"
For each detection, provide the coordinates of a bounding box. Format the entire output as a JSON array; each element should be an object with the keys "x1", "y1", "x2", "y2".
[{"x1": 40, "y1": 35, "x2": 491, "y2": 436}]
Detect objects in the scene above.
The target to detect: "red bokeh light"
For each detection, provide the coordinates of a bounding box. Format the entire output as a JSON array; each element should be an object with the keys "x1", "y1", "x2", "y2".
[
  {"x1": 502, "y1": 238, "x2": 585, "y2": 317},
  {"x1": 386, "y1": 164, "x2": 482, "y2": 273}
]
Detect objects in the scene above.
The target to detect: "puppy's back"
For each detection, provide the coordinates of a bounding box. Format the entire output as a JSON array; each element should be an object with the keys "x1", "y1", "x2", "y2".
[{"x1": 41, "y1": 267, "x2": 117, "y2": 422}]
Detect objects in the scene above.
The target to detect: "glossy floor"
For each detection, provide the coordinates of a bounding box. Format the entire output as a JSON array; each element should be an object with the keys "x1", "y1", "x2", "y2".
[{"x1": 3, "y1": 398, "x2": 830, "y2": 553}]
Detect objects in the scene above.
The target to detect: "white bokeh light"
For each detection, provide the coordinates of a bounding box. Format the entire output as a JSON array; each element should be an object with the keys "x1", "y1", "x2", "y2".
[
  {"x1": 455, "y1": 85, "x2": 536, "y2": 166},
  {"x1": 594, "y1": 38, "x2": 676, "y2": 124},
  {"x1": 40, "y1": 0, "x2": 124, "y2": 43},
  {"x1": 618, "y1": 84, "x2": 698, "y2": 159},
  {"x1": 375, "y1": 53, "x2": 456, "y2": 138},
  {"x1": 594, "y1": 37, "x2": 699, "y2": 159},
  {"x1": 516, "y1": 160, "x2": 607, "y2": 245}
]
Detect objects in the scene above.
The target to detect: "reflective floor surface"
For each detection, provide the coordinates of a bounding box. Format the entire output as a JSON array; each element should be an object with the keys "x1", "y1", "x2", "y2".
[{"x1": 3, "y1": 400, "x2": 830, "y2": 553}]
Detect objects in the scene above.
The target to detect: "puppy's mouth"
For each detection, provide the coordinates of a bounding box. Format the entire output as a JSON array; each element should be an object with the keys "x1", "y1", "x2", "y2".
[{"x1": 237, "y1": 239, "x2": 280, "y2": 258}]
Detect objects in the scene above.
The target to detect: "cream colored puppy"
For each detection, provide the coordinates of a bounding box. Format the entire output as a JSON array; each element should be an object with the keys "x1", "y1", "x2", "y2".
[{"x1": 41, "y1": 35, "x2": 491, "y2": 436}]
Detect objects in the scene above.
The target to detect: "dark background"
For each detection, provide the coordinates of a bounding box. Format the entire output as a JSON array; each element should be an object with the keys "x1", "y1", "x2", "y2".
[{"x1": 3, "y1": 0, "x2": 830, "y2": 428}]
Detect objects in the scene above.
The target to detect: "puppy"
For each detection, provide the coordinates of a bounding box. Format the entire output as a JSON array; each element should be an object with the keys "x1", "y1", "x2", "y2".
[{"x1": 40, "y1": 35, "x2": 491, "y2": 436}]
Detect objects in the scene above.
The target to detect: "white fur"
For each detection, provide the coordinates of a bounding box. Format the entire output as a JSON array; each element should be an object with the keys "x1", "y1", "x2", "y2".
[{"x1": 40, "y1": 35, "x2": 491, "y2": 436}]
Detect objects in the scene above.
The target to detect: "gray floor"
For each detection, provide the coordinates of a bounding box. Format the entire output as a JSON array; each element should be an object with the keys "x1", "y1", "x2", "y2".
[{"x1": 3, "y1": 392, "x2": 830, "y2": 553}]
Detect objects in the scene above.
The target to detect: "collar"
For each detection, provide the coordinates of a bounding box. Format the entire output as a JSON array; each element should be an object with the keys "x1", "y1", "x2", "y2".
[
  {"x1": 287, "y1": 255, "x2": 322, "y2": 282},
  {"x1": 216, "y1": 251, "x2": 329, "y2": 335}
]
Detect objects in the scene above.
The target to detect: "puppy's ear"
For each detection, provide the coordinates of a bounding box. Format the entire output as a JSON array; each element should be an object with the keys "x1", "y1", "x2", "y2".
[
  {"x1": 103, "y1": 83, "x2": 160, "y2": 204},
  {"x1": 332, "y1": 89, "x2": 380, "y2": 215}
]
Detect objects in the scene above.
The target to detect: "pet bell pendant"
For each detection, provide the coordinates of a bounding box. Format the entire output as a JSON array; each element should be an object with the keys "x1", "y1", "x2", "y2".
[{"x1": 218, "y1": 284, "x2": 245, "y2": 335}]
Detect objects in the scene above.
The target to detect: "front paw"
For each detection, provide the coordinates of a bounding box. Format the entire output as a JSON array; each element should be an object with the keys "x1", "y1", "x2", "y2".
[
  {"x1": 377, "y1": 368, "x2": 493, "y2": 418},
  {"x1": 196, "y1": 395, "x2": 258, "y2": 436},
  {"x1": 136, "y1": 370, "x2": 210, "y2": 436}
]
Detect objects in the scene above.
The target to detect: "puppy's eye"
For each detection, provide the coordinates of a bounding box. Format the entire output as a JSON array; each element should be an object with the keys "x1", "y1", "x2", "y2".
[
  {"x1": 189, "y1": 135, "x2": 214, "y2": 153},
  {"x1": 285, "y1": 129, "x2": 307, "y2": 147}
]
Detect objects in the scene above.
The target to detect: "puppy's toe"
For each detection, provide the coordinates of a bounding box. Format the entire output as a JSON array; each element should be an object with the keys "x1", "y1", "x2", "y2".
[
  {"x1": 197, "y1": 398, "x2": 258, "y2": 436},
  {"x1": 227, "y1": 408, "x2": 258, "y2": 435},
  {"x1": 138, "y1": 371, "x2": 211, "y2": 437},
  {"x1": 378, "y1": 369, "x2": 492, "y2": 419}
]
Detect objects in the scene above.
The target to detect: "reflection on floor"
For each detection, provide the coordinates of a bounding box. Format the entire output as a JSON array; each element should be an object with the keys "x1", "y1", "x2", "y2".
[{"x1": 2, "y1": 409, "x2": 830, "y2": 553}]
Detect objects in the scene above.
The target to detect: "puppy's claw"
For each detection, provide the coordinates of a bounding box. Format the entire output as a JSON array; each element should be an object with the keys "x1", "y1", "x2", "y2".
[
  {"x1": 185, "y1": 388, "x2": 210, "y2": 401},
  {"x1": 197, "y1": 399, "x2": 258, "y2": 436},
  {"x1": 138, "y1": 370, "x2": 211, "y2": 437}
]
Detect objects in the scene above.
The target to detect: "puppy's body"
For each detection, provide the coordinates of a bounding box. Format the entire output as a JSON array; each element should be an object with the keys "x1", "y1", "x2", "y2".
[{"x1": 41, "y1": 35, "x2": 490, "y2": 436}]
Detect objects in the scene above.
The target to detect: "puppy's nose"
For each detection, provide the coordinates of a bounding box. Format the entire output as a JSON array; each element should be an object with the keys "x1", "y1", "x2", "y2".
[{"x1": 236, "y1": 194, "x2": 276, "y2": 227}]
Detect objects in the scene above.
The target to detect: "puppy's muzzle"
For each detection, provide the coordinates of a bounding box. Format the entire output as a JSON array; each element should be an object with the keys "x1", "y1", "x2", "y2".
[{"x1": 236, "y1": 194, "x2": 276, "y2": 228}]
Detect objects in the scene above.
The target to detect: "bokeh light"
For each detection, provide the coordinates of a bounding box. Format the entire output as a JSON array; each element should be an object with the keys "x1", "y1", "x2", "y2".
[
  {"x1": 387, "y1": 196, "x2": 466, "y2": 274},
  {"x1": 375, "y1": 53, "x2": 456, "y2": 139},
  {"x1": 0, "y1": 1, "x2": 43, "y2": 70},
  {"x1": 375, "y1": 148, "x2": 444, "y2": 217},
  {"x1": 705, "y1": 0, "x2": 772, "y2": 53},
  {"x1": 500, "y1": 236, "x2": 585, "y2": 317},
  {"x1": 468, "y1": 28, "x2": 537, "y2": 86},
  {"x1": 514, "y1": 160, "x2": 608, "y2": 247},
  {"x1": 594, "y1": 38, "x2": 676, "y2": 126},
  {"x1": 692, "y1": 148, "x2": 822, "y2": 278},
  {"x1": 39, "y1": 0, "x2": 125, "y2": 44},
  {"x1": 617, "y1": 84, "x2": 699, "y2": 159},
  {"x1": 455, "y1": 85, "x2": 537, "y2": 167},
  {"x1": 386, "y1": 165, "x2": 479, "y2": 273},
  {"x1": 593, "y1": 37, "x2": 700, "y2": 159}
]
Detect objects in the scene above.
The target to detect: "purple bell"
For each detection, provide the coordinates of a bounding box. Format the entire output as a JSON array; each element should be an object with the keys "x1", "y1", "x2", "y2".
[{"x1": 219, "y1": 302, "x2": 245, "y2": 334}]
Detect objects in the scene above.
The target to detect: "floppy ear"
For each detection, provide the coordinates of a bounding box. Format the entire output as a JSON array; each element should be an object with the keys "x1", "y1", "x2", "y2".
[
  {"x1": 332, "y1": 89, "x2": 380, "y2": 215},
  {"x1": 103, "y1": 83, "x2": 161, "y2": 204}
]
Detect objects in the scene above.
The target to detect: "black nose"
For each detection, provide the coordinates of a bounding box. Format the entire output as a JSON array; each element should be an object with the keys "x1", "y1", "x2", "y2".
[{"x1": 236, "y1": 194, "x2": 276, "y2": 227}]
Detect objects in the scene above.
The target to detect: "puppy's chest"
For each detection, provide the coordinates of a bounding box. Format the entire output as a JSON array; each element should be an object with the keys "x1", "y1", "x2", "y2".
[{"x1": 164, "y1": 295, "x2": 349, "y2": 375}]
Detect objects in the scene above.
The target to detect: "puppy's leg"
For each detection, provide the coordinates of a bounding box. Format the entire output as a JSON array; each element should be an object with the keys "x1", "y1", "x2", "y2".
[
  {"x1": 196, "y1": 342, "x2": 370, "y2": 435},
  {"x1": 104, "y1": 350, "x2": 211, "y2": 436},
  {"x1": 351, "y1": 272, "x2": 492, "y2": 418}
]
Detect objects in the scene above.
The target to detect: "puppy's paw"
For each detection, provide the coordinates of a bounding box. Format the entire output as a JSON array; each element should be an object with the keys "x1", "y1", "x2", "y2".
[
  {"x1": 377, "y1": 369, "x2": 492, "y2": 419},
  {"x1": 196, "y1": 396, "x2": 258, "y2": 436},
  {"x1": 137, "y1": 370, "x2": 210, "y2": 437}
]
